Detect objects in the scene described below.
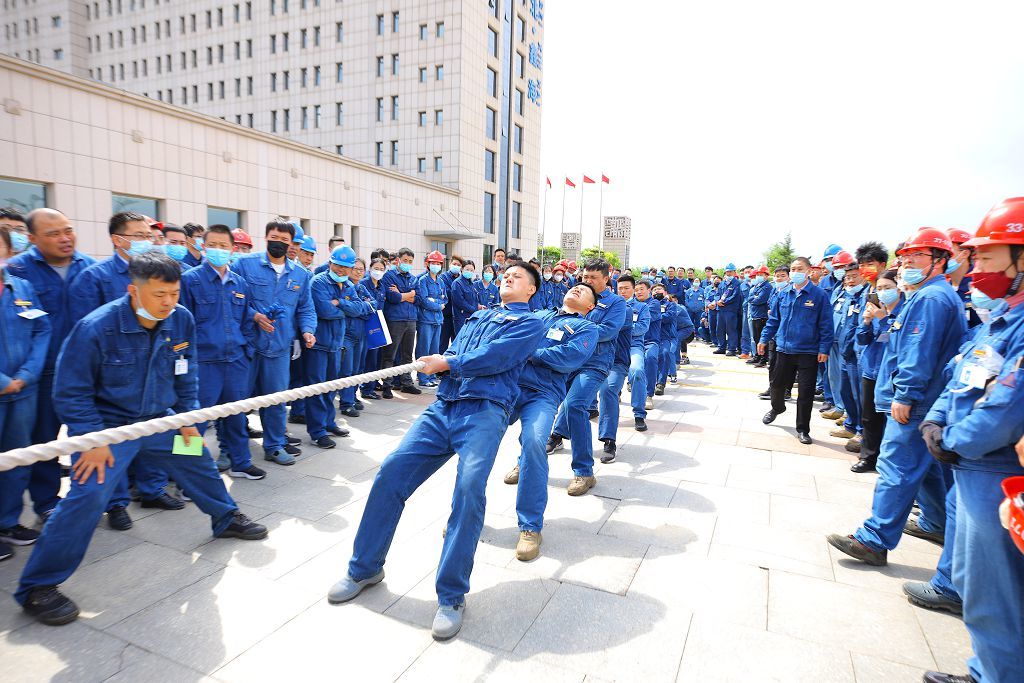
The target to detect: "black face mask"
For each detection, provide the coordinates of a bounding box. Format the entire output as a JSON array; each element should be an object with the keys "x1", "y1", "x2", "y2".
[
  {"x1": 653, "y1": 293, "x2": 665, "y2": 300},
  {"x1": 267, "y1": 240, "x2": 289, "y2": 258}
]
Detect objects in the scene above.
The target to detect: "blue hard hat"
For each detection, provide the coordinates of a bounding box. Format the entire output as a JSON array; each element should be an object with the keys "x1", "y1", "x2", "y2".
[
  {"x1": 724, "y1": 262, "x2": 737, "y2": 271},
  {"x1": 329, "y1": 245, "x2": 358, "y2": 267},
  {"x1": 823, "y1": 244, "x2": 842, "y2": 259},
  {"x1": 300, "y1": 235, "x2": 317, "y2": 253},
  {"x1": 291, "y1": 222, "x2": 305, "y2": 243}
]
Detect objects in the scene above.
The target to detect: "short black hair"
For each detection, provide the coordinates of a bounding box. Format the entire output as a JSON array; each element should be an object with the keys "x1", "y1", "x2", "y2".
[
  {"x1": 265, "y1": 220, "x2": 295, "y2": 239},
  {"x1": 398, "y1": 247, "x2": 415, "y2": 259},
  {"x1": 704, "y1": 266, "x2": 714, "y2": 272},
  {"x1": 856, "y1": 241, "x2": 888, "y2": 265},
  {"x1": 792, "y1": 256, "x2": 813, "y2": 269},
  {"x1": 128, "y1": 251, "x2": 182, "y2": 284},
  {"x1": 182, "y1": 222, "x2": 205, "y2": 237},
  {"x1": 574, "y1": 282, "x2": 598, "y2": 305},
  {"x1": 162, "y1": 225, "x2": 187, "y2": 238},
  {"x1": 879, "y1": 268, "x2": 899, "y2": 283},
  {"x1": 109, "y1": 211, "x2": 147, "y2": 235},
  {"x1": 743, "y1": 265, "x2": 754, "y2": 270},
  {"x1": 462, "y1": 259, "x2": 476, "y2": 269},
  {"x1": 328, "y1": 236, "x2": 345, "y2": 246},
  {"x1": 0, "y1": 207, "x2": 27, "y2": 224},
  {"x1": 507, "y1": 263, "x2": 540, "y2": 292},
  {"x1": 582, "y1": 257, "x2": 610, "y2": 277},
  {"x1": 206, "y1": 224, "x2": 234, "y2": 243},
  {"x1": 494, "y1": 248, "x2": 506, "y2": 256},
  {"x1": 617, "y1": 273, "x2": 635, "y2": 286},
  {"x1": 0, "y1": 226, "x2": 11, "y2": 252},
  {"x1": 775, "y1": 265, "x2": 791, "y2": 274}
]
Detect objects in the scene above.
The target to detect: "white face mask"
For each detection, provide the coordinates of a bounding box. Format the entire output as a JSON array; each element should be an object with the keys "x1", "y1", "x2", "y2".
[{"x1": 370, "y1": 269, "x2": 385, "y2": 281}]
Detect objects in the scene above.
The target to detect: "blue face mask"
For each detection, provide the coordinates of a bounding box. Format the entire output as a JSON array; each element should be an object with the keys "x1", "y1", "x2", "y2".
[
  {"x1": 824, "y1": 261, "x2": 834, "y2": 273},
  {"x1": 429, "y1": 264, "x2": 442, "y2": 274},
  {"x1": 163, "y1": 244, "x2": 188, "y2": 261},
  {"x1": 329, "y1": 271, "x2": 350, "y2": 284},
  {"x1": 193, "y1": 237, "x2": 204, "y2": 250},
  {"x1": 483, "y1": 272, "x2": 494, "y2": 282},
  {"x1": 449, "y1": 264, "x2": 462, "y2": 274},
  {"x1": 753, "y1": 275, "x2": 765, "y2": 285},
  {"x1": 9, "y1": 231, "x2": 28, "y2": 253},
  {"x1": 877, "y1": 288, "x2": 900, "y2": 307},
  {"x1": 125, "y1": 239, "x2": 154, "y2": 256},
  {"x1": 399, "y1": 262, "x2": 412, "y2": 273},
  {"x1": 945, "y1": 258, "x2": 960, "y2": 275},
  {"x1": 790, "y1": 272, "x2": 807, "y2": 286},
  {"x1": 205, "y1": 247, "x2": 232, "y2": 267},
  {"x1": 462, "y1": 270, "x2": 475, "y2": 280},
  {"x1": 902, "y1": 267, "x2": 928, "y2": 285},
  {"x1": 832, "y1": 268, "x2": 846, "y2": 280},
  {"x1": 970, "y1": 289, "x2": 1000, "y2": 310}
]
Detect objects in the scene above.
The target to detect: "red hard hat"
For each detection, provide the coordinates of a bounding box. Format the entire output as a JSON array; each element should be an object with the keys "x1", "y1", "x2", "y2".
[
  {"x1": 553, "y1": 262, "x2": 567, "y2": 273},
  {"x1": 567, "y1": 260, "x2": 577, "y2": 271},
  {"x1": 142, "y1": 215, "x2": 163, "y2": 230},
  {"x1": 964, "y1": 198, "x2": 1024, "y2": 248},
  {"x1": 756, "y1": 265, "x2": 770, "y2": 275},
  {"x1": 947, "y1": 228, "x2": 973, "y2": 246},
  {"x1": 426, "y1": 250, "x2": 445, "y2": 263},
  {"x1": 231, "y1": 229, "x2": 253, "y2": 247},
  {"x1": 1002, "y1": 476, "x2": 1024, "y2": 556},
  {"x1": 831, "y1": 250, "x2": 855, "y2": 268},
  {"x1": 896, "y1": 228, "x2": 954, "y2": 255}
]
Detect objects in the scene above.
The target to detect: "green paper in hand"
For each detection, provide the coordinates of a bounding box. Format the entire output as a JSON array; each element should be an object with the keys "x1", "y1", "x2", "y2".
[{"x1": 172, "y1": 435, "x2": 204, "y2": 456}]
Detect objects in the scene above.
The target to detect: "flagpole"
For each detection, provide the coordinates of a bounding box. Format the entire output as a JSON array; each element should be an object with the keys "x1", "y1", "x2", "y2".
[
  {"x1": 539, "y1": 183, "x2": 548, "y2": 261},
  {"x1": 598, "y1": 178, "x2": 604, "y2": 251},
  {"x1": 578, "y1": 177, "x2": 585, "y2": 247},
  {"x1": 560, "y1": 179, "x2": 566, "y2": 243}
]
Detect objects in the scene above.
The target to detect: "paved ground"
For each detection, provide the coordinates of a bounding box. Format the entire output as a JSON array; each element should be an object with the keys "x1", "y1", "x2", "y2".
[{"x1": 0, "y1": 342, "x2": 971, "y2": 682}]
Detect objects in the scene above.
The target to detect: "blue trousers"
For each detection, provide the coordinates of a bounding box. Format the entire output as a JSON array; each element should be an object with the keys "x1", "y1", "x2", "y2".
[
  {"x1": 642, "y1": 342, "x2": 660, "y2": 397},
  {"x1": 340, "y1": 334, "x2": 366, "y2": 409},
  {"x1": 552, "y1": 367, "x2": 608, "y2": 478},
  {"x1": 347, "y1": 398, "x2": 510, "y2": 606},
  {"x1": 740, "y1": 307, "x2": 751, "y2": 354},
  {"x1": 716, "y1": 308, "x2": 741, "y2": 353},
  {"x1": 626, "y1": 347, "x2": 648, "y2": 419},
  {"x1": 952, "y1": 467, "x2": 1024, "y2": 683},
  {"x1": 288, "y1": 352, "x2": 306, "y2": 419},
  {"x1": 828, "y1": 346, "x2": 845, "y2": 413},
  {"x1": 687, "y1": 309, "x2": 706, "y2": 341},
  {"x1": 510, "y1": 388, "x2": 560, "y2": 532},
  {"x1": 709, "y1": 310, "x2": 719, "y2": 346},
  {"x1": 839, "y1": 356, "x2": 862, "y2": 434},
  {"x1": 28, "y1": 371, "x2": 62, "y2": 516},
  {"x1": 197, "y1": 357, "x2": 253, "y2": 471},
  {"x1": 15, "y1": 431, "x2": 239, "y2": 604},
  {"x1": 658, "y1": 337, "x2": 678, "y2": 385},
  {"x1": 360, "y1": 344, "x2": 382, "y2": 395},
  {"x1": 929, "y1": 480, "x2": 961, "y2": 602},
  {"x1": 251, "y1": 353, "x2": 291, "y2": 453},
  {"x1": 598, "y1": 363, "x2": 628, "y2": 442},
  {"x1": 303, "y1": 348, "x2": 342, "y2": 441},
  {"x1": 854, "y1": 415, "x2": 949, "y2": 551},
  {"x1": 0, "y1": 395, "x2": 36, "y2": 527},
  {"x1": 818, "y1": 362, "x2": 829, "y2": 398},
  {"x1": 415, "y1": 322, "x2": 441, "y2": 383}
]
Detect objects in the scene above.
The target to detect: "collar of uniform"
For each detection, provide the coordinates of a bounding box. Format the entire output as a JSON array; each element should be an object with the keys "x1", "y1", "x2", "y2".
[
  {"x1": 556, "y1": 308, "x2": 583, "y2": 317},
  {"x1": 502, "y1": 301, "x2": 531, "y2": 312},
  {"x1": 918, "y1": 274, "x2": 948, "y2": 291},
  {"x1": 116, "y1": 294, "x2": 169, "y2": 334},
  {"x1": 203, "y1": 259, "x2": 235, "y2": 283},
  {"x1": 114, "y1": 253, "x2": 130, "y2": 272}
]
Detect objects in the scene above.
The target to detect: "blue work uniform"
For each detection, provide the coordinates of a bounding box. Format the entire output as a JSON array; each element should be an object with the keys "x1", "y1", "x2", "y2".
[
  {"x1": 854, "y1": 275, "x2": 967, "y2": 553},
  {"x1": 551, "y1": 287, "x2": 627, "y2": 478},
  {"x1": 639, "y1": 296, "x2": 662, "y2": 400},
  {"x1": 836, "y1": 284, "x2": 868, "y2": 435},
  {"x1": 0, "y1": 274, "x2": 52, "y2": 529},
  {"x1": 739, "y1": 279, "x2": 752, "y2": 355},
  {"x1": 182, "y1": 250, "x2": 203, "y2": 269},
  {"x1": 346, "y1": 302, "x2": 547, "y2": 607},
  {"x1": 822, "y1": 275, "x2": 846, "y2": 410},
  {"x1": 359, "y1": 278, "x2": 389, "y2": 397},
  {"x1": 658, "y1": 298, "x2": 680, "y2": 385},
  {"x1": 684, "y1": 284, "x2": 707, "y2": 341},
  {"x1": 232, "y1": 253, "x2": 317, "y2": 455},
  {"x1": 415, "y1": 273, "x2": 447, "y2": 384},
  {"x1": 439, "y1": 268, "x2": 460, "y2": 353},
  {"x1": 924, "y1": 295, "x2": 1024, "y2": 683},
  {"x1": 339, "y1": 279, "x2": 377, "y2": 409},
  {"x1": 676, "y1": 303, "x2": 695, "y2": 349},
  {"x1": 539, "y1": 277, "x2": 557, "y2": 309},
  {"x1": 955, "y1": 275, "x2": 983, "y2": 329},
  {"x1": 450, "y1": 275, "x2": 480, "y2": 335},
  {"x1": 179, "y1": 262, "x2": 257, "y2": 471},
  {"x1": 706, "y1": 281, "x2": 721, "y2": 346},
  {"x1": 550, "y1": 277, "x2": 569, "y2": 306},
  {"x1": 15, "y1": 297, "x2": 242, "y2": 605},
  {"x1": 600, "y1": 295, "x2": 650, "y2": 437},
  {"x1": 716, "y1": 277, "x2": 742, "y2": 353},
  {"x1": 304, "y1": 271, "x2": 349, "y2": 440},
  {"x1": 377, "y1": 267, "x2": 420, "y2": 390},
  {"x1": 7, "y1": 246, "x2": 95, "y2": 516},
  {"x1": 476, "y1": 280, "x2": 500, "y2": 309},
  {"x1": 512, "y1": 310, "x2": 598, "y2": 531}
]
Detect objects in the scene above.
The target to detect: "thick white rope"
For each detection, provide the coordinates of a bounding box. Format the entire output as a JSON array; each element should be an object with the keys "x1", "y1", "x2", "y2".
[{"x1": 0, "y1": 361, "x2": 426, "y2": 472}]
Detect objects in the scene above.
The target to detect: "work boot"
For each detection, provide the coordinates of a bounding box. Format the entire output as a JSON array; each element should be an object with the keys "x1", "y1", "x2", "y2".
[
  {"x1": 903, "y1": 517, "x2": 944, "y2": 546},
  {"x1": 106, "y1": 506, "x2": 133, "y2": 531},
  {"x1": 645, "y1": 397, "x2": 654, "y2": 410},
  {"x1": 567, "y1": 475, "x2": 596, "y2": 496},
  {"x1": 545, "y1": 435, "x2": 563, "y2": 454},
  {"x1": 821, "y1": 408, "x2": 844, "y2": 420},
  {"x1": 400, "y1": 384, "x2": 422, "y2": 395},
  {"x1": 140, "y1": 492, "x2": 186, "y2": 510},
  {"x1": 381, "y1": 386, "x2": 394, "y2": 399},
  {"x1": 845, "y1": 435, "x2": 862, "y2": 453},
  {"x1": 902, "y1": 582, "x2": 963, "y2": 615},
  {"x1": 515, "y1": 530, "x2": 542, "y2": 561},
  {"x1": 835, "y1": 416, "x2": 846, "y2": 426},
  {"x1": 601, "y1": 440, "x2": 617, "y2": 464},
  {"x1": 634, "y1": 418, "x2": 648, "y2": 432},
  {"x1": 712, "y1": 348, "x2": 726, "y2": 355},
  {"x1": 758, "y1": 389, "x2": 771, "y2": 400},
  {"x1": 22, "y1": 586, "x2": 80, "y2": 626},
  {"x1": 216, "y1": 512, "x2": 269, "y2": 540},
  {"x1": 503, "y1": 465, "x2": 520, "y2": 485},
  {"x1": 328, "y1": 570, "x2": 385, "y2": 604},
  {"x1": 655, "y1": 383, "x2": 665, "y2": 396},
  {"x1": 826, "y1": 533, "x2": 887, "y2": 566},
  {"x1": 830, "y1": 427, "x2": 855, "y2": 439},
  {"x1": 432, "y1": 604, "x2": 464, "y2": 641},
  {"x1": 922, "y1": 672, "x2": 976, "y2": 683},
  {"x1": 738, "y1": 353, "x2": 751, "y2": 360},
  {"x1": 818, "y1": 402, "x2": 835, "y2": 414},
  {"x1": 850, "y1": 459, "x2": 876, "y2": 473},
  {"x1": 588, "y1": 409, "x2": 600, "y2": 420}
]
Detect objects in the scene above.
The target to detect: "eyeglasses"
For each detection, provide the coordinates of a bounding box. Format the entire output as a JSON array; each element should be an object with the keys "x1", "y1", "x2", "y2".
[{"x1": 117, "y1": 232, "x2": 153, "y2": 241}]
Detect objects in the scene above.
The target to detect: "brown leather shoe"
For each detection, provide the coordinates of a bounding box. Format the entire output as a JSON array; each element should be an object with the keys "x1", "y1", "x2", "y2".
[{"x1": 567, "y1": 475, "x2": 596, "y2": 496}]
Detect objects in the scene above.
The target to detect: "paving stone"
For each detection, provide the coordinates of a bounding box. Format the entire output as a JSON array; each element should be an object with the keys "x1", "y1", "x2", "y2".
[
  {"x1": 726, "y1": 464, "x2": 817, "y2": 500},
  {"x1": 767, "y1": 570, "x2": 937, "y2": 669},
  {"x1": 514, "y1": 582, "x2": 691, "y2": 683},
  {"x1": 814, "y1": 475, "x2": 881, "y2": 506},
  {"x1": 826, "y1": 543, "x2": 937, "y2": 596},
  {"x1": 398, "y1": 639, "x2": 585, "y2": 682},
  {"x1": 598, "y1": 503, "x2": 715, "y2": 554},
  {"x1": 710, "y1": 519, "x2": 835, "y2": 580},
  {"x1": 124, "y1": 502, "x2": 273, "y2": 554},
  {"x1": 228, "y1": 472, "x2": 370, "y2": 521},
  {"x1": 693, "y1": 441, "x2": 772, "y2": 468},
  {"x1": 769, "y1": 494, "x2": 868, "y2": 535},
  {"x1": 582, "y1": 471, "x2": 689, "y2": 506},
  {"x1": 771, "y1": 450, "x2": 876, "y2": 482},
  {"x1": 850, "y1": 653, "x2": 929, "y2": 683},
  {"x1": 669, "y1": 481, "x2": 770, "y2": 525},
  {"x1": 912, "y1": 603, "x2": 974, "y2": 674},
  {"x1": 104, "y1": 644, "x2": 219, "y2": 682},
  {"x1": 640, "y1": 449, "x2": 731, "y2": 486},
  {"x1": 0, "y1": 620, "x2": 130, "y2": 682}
]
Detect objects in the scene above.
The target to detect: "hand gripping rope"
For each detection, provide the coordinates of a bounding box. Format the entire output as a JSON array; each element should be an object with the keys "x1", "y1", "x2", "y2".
[{"x1": 0, "y1": 361, "x2": 426, "y2": 472}]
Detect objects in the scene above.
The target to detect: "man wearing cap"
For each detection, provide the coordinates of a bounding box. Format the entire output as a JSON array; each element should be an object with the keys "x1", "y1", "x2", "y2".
[
  {"x1": 416, "y1": 251, "x2": 448, "y2": 387},
  {"x1": 297, "y1": 236, "x2": 317, "y2": 271},
  {"x1": 828, "y1": 228, "x2": 967, "y2": 568},
  {"x1": 231, "y1": 229, "x2": 253, "y2": 256},
  {"x1": 946, "y1": 228, "x2": 983, "y2": 329},
  {"x1": 746, "y1": 266, "x2": 772, "y2": 366}
]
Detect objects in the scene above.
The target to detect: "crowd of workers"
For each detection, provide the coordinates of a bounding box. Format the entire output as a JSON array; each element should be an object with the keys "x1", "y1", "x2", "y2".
[{"x1": 0, "y1": 201, "x2": 1021, "y2": 682}]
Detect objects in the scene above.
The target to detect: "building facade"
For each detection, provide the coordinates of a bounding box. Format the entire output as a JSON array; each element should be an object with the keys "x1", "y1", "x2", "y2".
[
  {"x1": 0, "y1": 0, "x2": 544, "y2": 261},
  {"x1": 600, "y1": 215, "x2": 630, "y2": 269}
]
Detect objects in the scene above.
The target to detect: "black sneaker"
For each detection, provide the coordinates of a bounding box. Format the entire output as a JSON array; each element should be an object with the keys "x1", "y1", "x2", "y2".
[
  {"x1": 288, "y1": 413, "x2": 306, "y2": 424},
  {"x1": 353, "y1": 401, "x2": 366, "y2": 410},
  {"x1": 758, "y1": 389, "x2": 772, "y2": 400},
  {"x1": 247, "y1": 426, "x2": 264, "y2": 439},
  {"x1": 588, "y1": 409, "x2": 600, "y2": 421},
  {"x1": 340, "y1": 407, "x2": 360, "y2": 418},
  {"x1": 601, "y1": 440, "x2": 617, "y2": 464},
  {"x1": 22, "y1": 586, "x2": 80, "y2": 626},
  {"x1": 545, "y1": 435, "x2": 563, "y2": 454},
  {"x1": 314, "y1": 436, "x2": 337, "y2": 449},
  {"x1": 283, "y1": 443, "x2": 302, "y2": 456},
  {"x1": 229, "y1": 465, "x2": 267, "y2": 480},
  {"x1": 400, "y1": 384, "x2": 422, "y2": 395},
  {"x1": 326, "y1": 425, "x2": 350, "y2": 437},
  {"x1": 635, "y1": 418, "x2": 648, "y2": 432},
  {"x1": 140, "y1": 492, "x2": 186, "y2": 510},
  {"x1": 216, "y1": 512, "x2": 269, "y2": 540},
  {"x1": 286, "y1": 435, "x2": 301, "y2": 446},
  {"x1": 725, "y1": 351, "x2": 736, "y2": 357},
  {"x1": 381, "y1": 387, "x2": 394, "y2": 399},
  {"x1": 818, "y1": 402, "x2": 834, "y2": 413},
  {"x1": 106, "y1": 506, "x2": 133, "y2": 531},
  {"x1": 0, "y1": 542, "x2": 13, "y2": 562},
  {"x1": 654, "y1": 383, "x2": 665, "y2": 396},
  {"x1": 0, "y1": 524, "x2": 41, "y2": 546},
  {"x1": 712, "y1": 349, "x2": 726, "y2": 355},
  {"x1": 361, "y1": 392, "x2": 381, "y2": 401}
]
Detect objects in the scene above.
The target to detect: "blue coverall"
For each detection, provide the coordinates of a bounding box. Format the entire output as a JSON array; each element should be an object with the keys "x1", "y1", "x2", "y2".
[
  {"x1": 601, "y1": 296, "x2": 651, "y2": 431},
  {"x1": 450, "y1": 275, "x2": 480, "y2": 337},
  {"x1": 739, "y1": 279, "x2": 751, "y2": 355},
  {"x1": 415, "y1": 273, "x2": 447, "y2": 383},
  {"x1": 340, "y1": 280, "x2": 376, "y2": 409},
  {"x1": 359, "y1": 278, "x2": 389, "y2": 397},
  {"x1": 684, "y1": 285, "x2": 706, "y2": 342},
  {"x1": 836, "y1": 284, "x2": 868, "y2": 435},
  {"x1": 658, "y1": 298, "x2": 680, "y2": 385},
  {"x1": 716, "y1": 277, "x2": 742, "y2": 353},
  {"x1": 305, "y1": 271, "x2": 349, "y2": 440}
]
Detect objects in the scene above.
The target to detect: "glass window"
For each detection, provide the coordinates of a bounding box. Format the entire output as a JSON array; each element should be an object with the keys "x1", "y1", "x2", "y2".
[
  {"x1": 376, "y1": 56, "x2": 384, "y2": 77},
  {"x1": 419, "y1": 24, "x2": 427, "y2": 40},
  {"x1": 390, "y1": 140, "x2": 398, "y2": 166},
  {"x1": 485, "y1": 107, "x2": 496, "y2": 140},
  {"x1": 484, "y1": 149, "x2": 495, "y2": 183},
  {"x1": 376, "y1": 14, "x2": 384, "y2": 35},
  {"x1": 483, "y1": 192, "x2": 494, "y2": 234},
  {"x1": 314, "y1": 65, "x2": 321, "y2": 85},
  {"x1": 514, "y1": 124, "x2": 523, "y2": 153},
  {"x1": 391, "y1": 11, "x2": 399, "y2": 32},
  {"x1": 391, "y1": 54, "x2": 399, "y2": 75},
  {"x1": 376, "y1": 97, "x2": 383, "y2": 122},
  {"x1": 511, "y1": 201, "x2": 521, "y2": 238},
  {"x1": 391, "y1": 96, "x2": 399, "y2": 120},
  {"x1": 435, "y1": 109, "x2": 443, "y2": 125},
  {"x1": 208, "y1": 207, "x2": 242, "y2": 230},
  {"x1": 336, "y1": 62, "x2": 344, "y2": 82},
  {"x1": 488, "y1": 28, "x2": 498, "y2": 58},
  {"x1": 515, "y1": 88, "x2": 523, "y2": 115},
  {"x1": 513, "y1": 162, "x2": 522, "y2": 191},
  {"x1": 375, "y1": 142, "x2": 383, "y2": 166},
  {"x1": 336, "y1": 21, "x2": 343, "y2": 42},
  {"x1": 418, "y1": 111, "x2": 426, "y2": 127},
  {"x1": 435, "y1": 64, "x2": 443, "y2": 80},
  {"x1": 491, "y1": 0, "x2": 499, "y2": 19},
  {"x1": 434, "y1": 156, "x2": 442, "y2": 172},
  {"x1": 301, "y1": 106, "x2": 308, "y2": 130},
  {"x1": 516, "y1": 15, "x2": 525, "y2": 42},
  {"x1": 283, "y1": 108, "x2": 290, "y2": 131},
  {"x1": 487, "y1": 67, "x2": 497, "y2": 98},
  {"x1": 418, "y1": 157, "x2": 426, "y2": 173},
  {"x1": 336, "y1": 101, "x2": 344, "y2": 125},
  {"x1": 336, "y1": 145, "x2": 343, "y2": 156},
  {"x1": 436, "y1": 21, "x2": 444, "y2": 37},
  {"x1": 0, "y1": 178, "x2": 47, "y2": 212},
  {"x1": 314, "y1": 104, "x2": 321, "y2": 128},
  {"x1": 418, "y1": 67, "x2": 426, "y2": 83}
]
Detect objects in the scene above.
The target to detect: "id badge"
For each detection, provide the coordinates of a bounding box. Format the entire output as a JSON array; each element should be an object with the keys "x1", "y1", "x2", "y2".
[
  {"x1": 546, "y1": 327, "x2": 565, "y2": 341},
  {"x1": 17, "y1": 309, "x2": 47, "y2": 320},
  {"x1": 174, "y1": 358, "x2": 189, "y2": 375},
  {"x1": 960, "y1": 364, "x2": 989, "y2": 390},
  {"x1": 632, "y1": 313, "x2": 639, "y2": 322}
]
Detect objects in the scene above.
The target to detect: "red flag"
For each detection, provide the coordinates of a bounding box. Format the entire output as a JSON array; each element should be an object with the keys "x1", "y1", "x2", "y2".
[
  {"x1": 583, "y1": 175, "x2": 596, "y2": 184},
  {"x1": 565, "y1": 177, "x2": 576, "y2": 188},
  {"x1": 601, "y1": 174, "x2": 610, "y2": 184},
  {"x1": 546, "y1": 177, "x2": 551, "y2": 188}
]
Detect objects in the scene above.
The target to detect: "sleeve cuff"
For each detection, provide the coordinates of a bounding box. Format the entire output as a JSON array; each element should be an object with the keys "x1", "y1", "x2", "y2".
[{"x1": 446, "y1": 355, "x2": 463, "y2": 379}]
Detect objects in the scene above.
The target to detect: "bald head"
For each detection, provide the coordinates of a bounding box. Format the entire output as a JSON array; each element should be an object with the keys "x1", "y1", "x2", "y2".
[
  {"x1": 26, "y1": 208, "x2": 66, "y2": 234},
  {"x1": 27, "y1": 208, "x2": 76, "y2": 265}
]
